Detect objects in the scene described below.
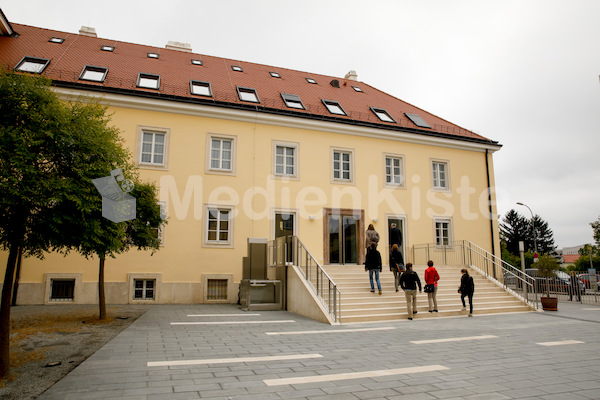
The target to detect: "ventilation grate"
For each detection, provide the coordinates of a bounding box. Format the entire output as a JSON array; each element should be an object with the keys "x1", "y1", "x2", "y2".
[{"x1": 207, "y1": 279, "x2": 228, "y2": 300}]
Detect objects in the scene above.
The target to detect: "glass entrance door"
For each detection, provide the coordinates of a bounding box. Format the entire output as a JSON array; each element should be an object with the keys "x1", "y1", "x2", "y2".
[
  {"x1": 275, "y1": 213, "x2": 294, "y2": 262},
  {"x1": 329, "y1": 214, "x2": 359, "y2": 264}
]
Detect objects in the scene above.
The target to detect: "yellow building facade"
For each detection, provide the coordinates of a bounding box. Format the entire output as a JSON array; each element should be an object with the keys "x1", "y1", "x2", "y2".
[{"x1": 0, "y1": 18, "x2": 501, "y2": 306}]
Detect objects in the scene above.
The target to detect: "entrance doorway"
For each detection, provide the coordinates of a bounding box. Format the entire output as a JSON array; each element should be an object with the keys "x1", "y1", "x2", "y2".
[
  {"x1": 386, "y1": 216, "x2": 406, "y2": 263},
  {"x1": 274, "y1": 212, "x2": 295, "y2": 262},
  {"x1": 324, "y1": 209, "x2": 364, "y2": 265}
]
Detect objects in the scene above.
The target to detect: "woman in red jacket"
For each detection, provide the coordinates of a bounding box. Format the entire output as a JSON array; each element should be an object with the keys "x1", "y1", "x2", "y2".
[{"x1": 424, "y1": 260, "x2": 440, "y2": 312}]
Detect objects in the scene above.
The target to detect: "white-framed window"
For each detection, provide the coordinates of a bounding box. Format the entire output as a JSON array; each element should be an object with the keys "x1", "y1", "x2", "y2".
[
  {"x1": 237, "y1": 87, "x2": 259, "y2": 103},
  {"x1": 79, "y1": 65, "x2": 108, "y2": 82},
  {"x1": 371, "y1": 107, "x2": 395, "y2": 123},
  {"x1": 190, "y1": 80, "x2": 212, "y2": 97},
  {"x1": 136, "y1": 126, "x2": 170, "y2": 170},
  {"x1": 134, "y1": 279, "x2": 155, "y2": 300},
  {"x1": 273, "y1": 141, "x2": 298, "y2": 178},
  {"x1": 432, "y1": 160, "x2": 449, "y2": 190},
  {"x1": 384, "y1": 154, "x2": 405, "y2": 187},
  {"x1": 15, "y1": 56, "x2": 50, "y2": 73},
  {"x1": 204, "y1": 205, "x2": 234, "y2": 247},
  {"x1": 331, "y1": 148, "x2": 354, "y2": 183},
  {"x1": 434, "y1": 218, "x2": 452, "y2": 246},
  {"x1": 207, "y1": 134, "x2": 237, "y2": 174},
  {"x1": 322, "y1": 99, "x2": 347, "y2": 116},
  {"x1": 137, "y1": 73, "x2": 160, "y2": 89}
]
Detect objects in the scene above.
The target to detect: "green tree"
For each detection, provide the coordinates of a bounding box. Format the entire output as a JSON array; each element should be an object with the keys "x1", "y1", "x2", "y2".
[
  {"x1": 500, "y1": 209, "x2": 529, "y2": 255},
  {"x1": 530, "y1": 215, "x2": 555, "y2": 254},
  {"x1": 0, "y1": 70, "x2": 164, "y2": 379},
  {"x1": 591, "y1": 216, "x2": 600, "y2": 247}
]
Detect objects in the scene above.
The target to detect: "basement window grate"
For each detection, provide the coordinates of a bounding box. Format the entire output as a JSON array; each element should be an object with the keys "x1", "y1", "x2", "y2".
[{"x1": 207, "y1": 279, "x2": 228, "y2": 300}]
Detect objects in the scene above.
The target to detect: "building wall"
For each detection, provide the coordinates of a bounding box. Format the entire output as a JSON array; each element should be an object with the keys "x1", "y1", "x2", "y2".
[{"x1": 0, "y1": 92, "x2": 500, "y2": 305}]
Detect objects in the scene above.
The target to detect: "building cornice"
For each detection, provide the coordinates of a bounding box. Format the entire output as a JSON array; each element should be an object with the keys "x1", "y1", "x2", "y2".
[{"x1": 53, "y1": 86, "x2": 502, "y2": 154}]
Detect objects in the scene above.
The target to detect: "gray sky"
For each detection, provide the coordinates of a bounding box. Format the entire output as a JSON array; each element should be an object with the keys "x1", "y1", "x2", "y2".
[{"x1": 3, "y1": 0, "x2": 599, "y2": 249}]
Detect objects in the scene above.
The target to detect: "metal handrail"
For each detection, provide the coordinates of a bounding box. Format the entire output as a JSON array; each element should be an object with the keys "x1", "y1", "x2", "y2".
[
  {"x1": 269, "y1": 236, "x2": 341, "y2": 322},
  {"x1": 412, "y1": 240, "x2": 539, "y2": 309}
]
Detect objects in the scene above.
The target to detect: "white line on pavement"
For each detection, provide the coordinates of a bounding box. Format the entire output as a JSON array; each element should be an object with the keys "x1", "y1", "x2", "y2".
[
  {"x1": 171, "y1": 320, "x2": 295, "y2": 325},
  {"x1": 147, "y1": 353, "x2": 323, "y2": 367},
  {"x1": 537, "y1": 340, "x2": 584, "y2": 346},
  {"x1": 186, "y1": 314, "x2": 262, "y2": 317},
  {"x1": 266, "y1": 327, "x2": 395, "y2": 335},
  {"x1": 263, "y1": 364, "x2": 449, "y2": 386},
  {"x1": 410, "y1": 335, "x2": 498, "y2": 344}
]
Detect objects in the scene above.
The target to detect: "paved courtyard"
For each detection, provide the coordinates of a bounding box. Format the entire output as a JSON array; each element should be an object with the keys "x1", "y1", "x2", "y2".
[{"x1": 37, "y1": 302, "x2": 600, "y2": 399}]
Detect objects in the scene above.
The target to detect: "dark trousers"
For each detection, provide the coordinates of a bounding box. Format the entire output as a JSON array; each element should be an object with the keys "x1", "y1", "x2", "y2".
[{"x1": 461, "y1": 292, "x2": 473, "y2": 313}]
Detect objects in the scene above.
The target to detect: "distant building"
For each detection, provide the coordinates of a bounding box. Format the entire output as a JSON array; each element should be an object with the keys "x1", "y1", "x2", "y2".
[
  {"x1": 558, "y1": 245, "x2": 584, "y2": 267},
  {"x1": 0, "y1": 10, "x2": 502, "y2": 306}
]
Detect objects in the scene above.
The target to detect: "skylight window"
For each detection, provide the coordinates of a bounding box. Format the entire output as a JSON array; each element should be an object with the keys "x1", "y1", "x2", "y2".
[
  {"x1": 137, "y1": 73, "x2": 160, "y2": 90},
  {"x1": 191, "y1": 59, "x2": 203, "y2": 65},
  {"x1": 237, "y1": 87, "x2": 259, "y2": 103},
  {"x1": 232, "y1": 66, "x2": 243, "y2": 72},
  {"x1": 14, "y1": 56, "x2": 50, "y2": 74},
  {"x1": 322, "y1": 100, "x2": 346, "y2": 116},
  {"x1": 281, "y1": 93, "x2": 305, "y2": 110},
  {"x1": 49, "y1": 37, "x2": 65, "y2": 44},
  {"x1": 306, "y1": 78, "x2": 317, "y2": 84},
  {"x1": 352, "y1": 86, "x2": 363, "y2": 92},
  {"x1": 405, "y1": 112, "x2": 432, "y2": 128},
  {"x1": 147, "y1": 52, "x2": 159, "y2": 59},
  {"x1": 79, "y1": 65, "x2": 108, "y2": 82},
  {"x1": 270, "y1": 72, "x2": 281, "y2": 78},
  {"x1": 371, "y1": 107, "x2": 395, "y2": 123},
  {"x1": 190, "y1": 80, "x2": 212, "y2": 97},
  {"x1": 101, "y1": 45, "x2": 114, "y2": 52}
]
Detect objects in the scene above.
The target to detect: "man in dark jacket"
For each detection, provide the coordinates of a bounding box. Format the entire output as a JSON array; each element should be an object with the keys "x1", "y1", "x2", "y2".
[
  {"x1": 365, "y1": 243, "x2": 383, "y2": 295},
  {"x1": 399, "y1": 263, "x2": 421, "y2": 319}
]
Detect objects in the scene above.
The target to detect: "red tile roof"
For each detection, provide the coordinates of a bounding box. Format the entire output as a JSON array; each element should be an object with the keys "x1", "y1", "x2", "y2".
[{"x1": 0, "y1": 23, "x2": 497, "y2": 145}]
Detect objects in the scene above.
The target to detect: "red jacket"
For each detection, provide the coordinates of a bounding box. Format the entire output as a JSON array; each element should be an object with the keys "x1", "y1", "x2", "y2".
[{"x1": 424, "y1": 267, "x2": 440, "y2": 286}]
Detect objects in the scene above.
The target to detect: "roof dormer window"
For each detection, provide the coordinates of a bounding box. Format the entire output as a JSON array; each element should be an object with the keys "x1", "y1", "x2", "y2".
[
  {"x1": 101, "y1": 45, "x2": 114, "y2": 52},
  {"x1": 191, "y1": 59, "x2": 203, "y2": 65},
  {"x1": 237, "y1": 87, "x2": 259, "y2": 103},
  {"x1": 137, "y1": 73, "x2": 160, "y2": 90},
  {"x1": 190, "y1": 80, "x2": 212, "y2": 97},
  {"x1": 352, "y1": 86, "x2": 363, "y2": 92},
  {"x1": 281, "y1": 93, "x2": 305, "y2": 110},
  {"x1": 306, "y1": 78, "x2": 317, "y2": 84},
  {"x1": 322, "y1": 100, "x2": 346, "y2": 116},
  {"x1": 270, "y1": 72, "x2": 281, "y2": 78},
  {"x1": 80, "y1": 65, "x2": 108, "y2": 82},
  {"x1": 14, "y1": 56, "x2": 50, "y2": 74},
  {"x1": 232, "y1": 66, "x2": 243, "y2": 72},
  {"x1": 370, "y1": 107, "x2": 395, "y2": 123},
  {"x1": 49, "y1": 37, "x2": 65, "y2": 44},
  {"x1": 147, "y1": 52, "x2": 159, "y2": 59}
]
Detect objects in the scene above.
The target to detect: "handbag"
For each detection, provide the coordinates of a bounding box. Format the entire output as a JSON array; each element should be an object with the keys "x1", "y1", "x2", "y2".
[{"x1": 424, "y1": 284, "x2": 435, "y2": 293}]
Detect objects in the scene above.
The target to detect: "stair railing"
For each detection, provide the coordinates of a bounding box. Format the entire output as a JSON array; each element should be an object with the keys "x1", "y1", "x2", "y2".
[
  {"x1": 269, "y1": 236, "x2": 341, "y2": 322},
  {"x1": 412, "y1": 240, "x2": 539, "y2": 309}
]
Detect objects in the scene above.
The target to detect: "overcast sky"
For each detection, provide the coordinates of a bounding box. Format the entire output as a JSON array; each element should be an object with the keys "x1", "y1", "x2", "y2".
[{"x1": 3, "y1": 0, "x2": 599, "y2": 249}]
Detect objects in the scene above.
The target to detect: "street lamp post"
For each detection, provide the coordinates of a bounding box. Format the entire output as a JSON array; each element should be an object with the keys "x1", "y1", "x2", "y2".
[{"x1": 517, "y1": 202, "x2": 538, "y2": 256}]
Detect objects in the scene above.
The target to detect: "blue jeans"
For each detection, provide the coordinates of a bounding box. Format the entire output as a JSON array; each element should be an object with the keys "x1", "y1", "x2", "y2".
[{"x1": 369, "y1": 269, "x2": 381, "y2": 290}]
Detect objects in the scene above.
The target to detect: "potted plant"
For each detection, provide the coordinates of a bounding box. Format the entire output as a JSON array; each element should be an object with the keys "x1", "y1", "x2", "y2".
[{"x1": 536, "y1": 254, "x2": 560, "y2": 311}]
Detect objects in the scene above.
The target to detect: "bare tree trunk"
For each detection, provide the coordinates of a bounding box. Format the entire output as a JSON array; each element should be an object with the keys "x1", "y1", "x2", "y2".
[
  {"x1": 11, "y1": 248, "x2": 23, "y2": 306},
  {"x1": 0, "y1": 244, "x2": 20, "y2": 379},
  {"x1": 98, "y1": 256, "x2": 106, "y2": 320}
]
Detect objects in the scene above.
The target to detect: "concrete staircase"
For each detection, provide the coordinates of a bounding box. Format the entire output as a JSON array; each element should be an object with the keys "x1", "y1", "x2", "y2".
[{"x1": 324, "y1": 264, "x2": 534, "y2": 323}]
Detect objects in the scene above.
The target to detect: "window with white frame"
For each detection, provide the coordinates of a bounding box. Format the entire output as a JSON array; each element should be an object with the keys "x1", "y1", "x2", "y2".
[
  {"x1": 435, "y1": 219, "x2": 452, "y2": 246},
  {"x1": 432, "y1": 160, "x2": 449, "y2": 189},
  {"x1": 206, "y1": 207, "x2": 232, "y2": 244},
  {"x1": 134, "y1": 279, "x2": 155, "y2": 300},
  {"x1": 209, "y1": 137, "x2": 233, "y2": 172},
  {"x1": 385, "y1": 155, "x2": 404, "y2": 186},
  {"x1": 274, "y1": 144, "x2": 297, "y2": 177},
  {"x1": 332, "y1": 149, "x2": 353, "y2": 182},
  {"x1": 140, "y1": 130, "x2": 166, "y2": 166}
]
